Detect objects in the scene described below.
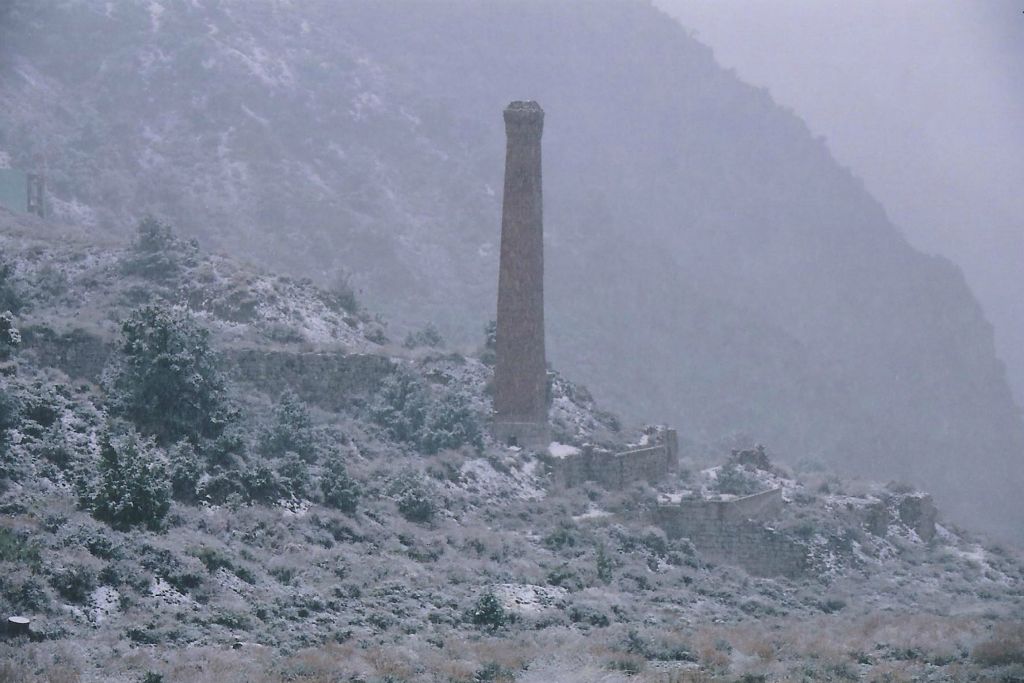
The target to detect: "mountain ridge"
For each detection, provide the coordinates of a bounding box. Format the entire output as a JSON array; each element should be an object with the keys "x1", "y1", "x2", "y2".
[{"x1": 0, "y1": 0, "x2": 1020, "y2": 539}]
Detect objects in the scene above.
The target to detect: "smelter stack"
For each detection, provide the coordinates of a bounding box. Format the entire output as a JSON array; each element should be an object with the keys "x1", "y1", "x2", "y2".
[{"x1": 492, "y1": 101, "x2": 550, "y2": 448}]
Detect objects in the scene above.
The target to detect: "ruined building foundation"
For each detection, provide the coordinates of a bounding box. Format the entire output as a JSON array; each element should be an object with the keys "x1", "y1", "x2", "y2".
[{"x1": 493, "y1": 101, "x2": 550, "y2": 448}]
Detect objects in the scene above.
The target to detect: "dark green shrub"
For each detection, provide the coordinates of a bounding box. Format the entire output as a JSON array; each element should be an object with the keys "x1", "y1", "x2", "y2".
[
  {"x1": 0, "y1": 527, "x2": 40, "y2": 565},
  {"x1": 546, "y1": 564, "x2": 583, "y2": 591},
  {"x1": 122, "y1": 216, "x2": 187, "y2": 281},
  {"x1": 326, "y1": 272, "x2": 359, "y2": 314},
  {"x1": 402, "y1": 323, "x2": 444, "y2": 349},
  {"x1": 259, "y1": 390, "x2": 316, "y2": 461},
  {"x1": 320, "y1": 458, "x2": 360, "y2": 513},
  {"x1": 0, "y1": 254, "x2": 22, "y2": 314},
  {"x1": 469, "y1": 591, "x2": 509, "y2": 631},
  {"x1": 276, "y1": 452, "x2": 310, "y2": 499},
  {"x1": 596, "y1": 544, "x2": 613, "y2": 583},
  {"x1": 543, "y1": 525, "x2": 577, "y2": 551},
  {"x1": 370, "y1": 370, "x2": 482, "y2": 454},
  {"x1": 473, "y1": 662, "x2": 514, "y2": 682},
  {"x1": 420, "y1": 390, "x2": 483, "y2": 454},
  {"x1": 191, "y1": 546, "x2": 234, "y2": 574},
  {"x1": 4, "y1": 575, "x2": 48, "y2": 611},
  {"x1": 90, "y1": 425, "x2": 171, "y2": 530},
  {"x1": 198, "y1": 470, "x2": 245, "y2": 505},
  {"x1": 0, "y1": 385, "x2": 20, "y2": 445},
  {"x1": 715, "y1": 463, "x2": 760, "y2": 496},
  {"x1": 242, "y1": 464, "x2": 284, "y2": 503},
  {"x1": 392, "y1": 472, "x2": 436, "y2": 523},
  {"x1": 0, "y1": 311, "x2": 20, "y2": 360},
  {"x1": 369, "y1": 369, "x2": 428, "y2": 444},
  {"x1": 104, "y1": 304, "x2": 230, "y2": 445},
  {"x1": 49, "y1": 563, "x2": 97, "y2": 603},
  {"x1": 168, "y1": 440, "x2": 203, "y2": 503}
]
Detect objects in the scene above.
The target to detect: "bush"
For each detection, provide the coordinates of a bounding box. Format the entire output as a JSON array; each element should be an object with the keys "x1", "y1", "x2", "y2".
[
  {"x1": 326, "y1": 272, "x2": 359, "y2": 314},
  {"x1": 276, "y1": 452, "x2": 310, "y2": 499},
  {"x1": 972, "y1": 623, "x2": 1024, "y2": 665},
  {"x1": 49, "y1": 563, "x2": 97, "y2": 604},
  {"x1": 168, "y1": 440, "x2": 203, "y2": 503},
  {"x1": 402, "y1": 323, "x2": 444, "y2": 349},
  {"x1": 242, "y1": 464, "x2": 284, "y2": 503},
  {"x1": 122, "y1": 216, "x2": 186, "y2": 281},
  {"x1": 392, "y1": 472, "x2": 437, "y2": 523},
  {"x1": 320, "y1": 457, "x2": 360, "y2": 513},
  {"x1": 0, "y1": 254, "x2": 22, "y2": 314},
  {"x1": 0, "y1": 310, "x2": 20, "y2": 361},
  {"x1": 0, "y1": 385, "x2": 19, "y2": 444},
  {"x1": 469, "y1": 591, "x2": 509, "y2": 631},
  {"x1": 104, "y1": 304, "x2": 230, "y2": 445},
  {"x1": 90, "y1": 425, "x2": 171, "y2": 530},
  {"x1": 259, "y1": 390, "x2": 316, "y2": 461},
  {"x1": 715, "y1": 463, "x2": 761, "y2": 496},
  {"x1": 370, "y1": 370, "x2": 483, "y2": 454},
  {"x1": 420, "y1": 389, "x2": 483, "y2": 455},
  {"x1": 369, "y1": 369, "x2": 428, "y2": 444}
]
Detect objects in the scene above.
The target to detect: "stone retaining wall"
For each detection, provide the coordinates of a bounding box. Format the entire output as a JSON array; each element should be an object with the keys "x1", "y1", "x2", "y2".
[
  {"x1": 652, "y1": 489, "x2": 807, "y2": 578},
  {"x1": 19, "y1": 326, "x2": 393, "y2": 411},
  {"x1": 224, "y1": 348, "x2": 393, "y2": 410},
  {"x1": 550, "y1": 428, "x2": 678, "y2": 489}
]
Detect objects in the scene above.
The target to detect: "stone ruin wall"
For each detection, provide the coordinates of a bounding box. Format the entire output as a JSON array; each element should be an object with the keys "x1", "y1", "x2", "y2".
[
  {"x1": 20, "y1": 325, "x2": 393, "y2": 411},
  {"x1": 549, "y1": 428, "x2": 679, "y2": 489},
  {"x1": 652, "y1": 489, "x2": 808, "y2": 578}
]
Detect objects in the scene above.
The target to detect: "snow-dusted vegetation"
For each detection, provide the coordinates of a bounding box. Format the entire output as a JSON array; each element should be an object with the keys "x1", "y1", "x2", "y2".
[{"x1": 0, "y1": 214, "x2": 1020, "y2": 682}]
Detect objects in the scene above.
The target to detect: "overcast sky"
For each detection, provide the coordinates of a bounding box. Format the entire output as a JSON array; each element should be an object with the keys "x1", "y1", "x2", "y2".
[{"x1": 655, "y1": 0, "x2": 1024, "y2": 406}]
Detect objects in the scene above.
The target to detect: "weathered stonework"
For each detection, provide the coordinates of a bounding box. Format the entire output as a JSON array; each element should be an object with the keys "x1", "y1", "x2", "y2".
[
  {"x1": 652, "y1": 489, "x2": 809, "y2": 578},
  {"x1": 225, "y1": 349, "x2": 394, "y2": 411},
  {"x1": 493, "y1": 100, "x2": 549, "y2": 448},
  {"x1": 19, "y1": 326, "x2": 393, "y2": 411},
  {"x1": 549, "y1": 427, "x2": 679, "y2": 489}
]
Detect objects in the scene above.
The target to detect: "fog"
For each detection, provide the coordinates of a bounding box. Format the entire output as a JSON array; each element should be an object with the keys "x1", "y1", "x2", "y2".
[
  {"x1": 1, "y1": 3, "x2": 1024, "y2": 677},
  {"x1": 656, "y1": 0, "x2": 1024, "y2": 408}
]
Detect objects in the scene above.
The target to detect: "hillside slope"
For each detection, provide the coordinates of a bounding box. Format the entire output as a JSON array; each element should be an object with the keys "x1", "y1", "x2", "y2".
[
  {"x1": 0, "y1": 0, "x2": 1020, "y2": 538},
  {"x1": 0, "y1": 213, "x2": 1022, "y2": 682}
]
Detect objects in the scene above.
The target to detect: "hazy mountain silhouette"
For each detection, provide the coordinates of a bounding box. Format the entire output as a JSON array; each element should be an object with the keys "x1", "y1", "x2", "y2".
[{"x1": 0, "y1": 0, "x2": 1020, "y2": 539}]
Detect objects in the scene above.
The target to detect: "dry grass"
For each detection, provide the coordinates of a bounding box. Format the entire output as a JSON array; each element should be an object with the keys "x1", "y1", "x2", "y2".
[{"x1": 971, "y1": 622, "x2": 1024, "y2": 666}]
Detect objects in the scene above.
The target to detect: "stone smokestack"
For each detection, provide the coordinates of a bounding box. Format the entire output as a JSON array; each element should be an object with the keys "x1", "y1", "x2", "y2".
[{"x1": 493, "y1": 101, "x2": 549, "y2": 448}]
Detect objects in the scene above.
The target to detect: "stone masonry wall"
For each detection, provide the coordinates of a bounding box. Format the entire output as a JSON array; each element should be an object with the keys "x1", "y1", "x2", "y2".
[
  {"x1": 20, "y1": 326, "x2": 393, "y2": 411},
  {"x1": 550, "y1": 428, "x2": 678, "y2": 489},
  {"x1": 652, "y1": 489, "x2": 808, "y2": 578},
  {"x1": 224, "y1": 349, "x2": 393, "y2": 411}
]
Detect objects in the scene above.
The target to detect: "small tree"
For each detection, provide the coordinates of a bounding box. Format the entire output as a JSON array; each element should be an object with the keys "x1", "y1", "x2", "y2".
[
  {"x1": 168, "y1": 440, "x2": 203, "y2": 503},
  {"x1": 369, "y1": 369, "x2": 428, "y2": 444},
  {"x1": 420, "y1": 389, "x2": 483, "y2": 455},
  {"x1": 0, "y1": 253, "x2": 22, "y2": 314},
  {"x1": 105, "y1": 304, "x2": 229, "y2": 445},
  {"x1": 122, "y1": 216, "x2": 184, "y2": 280},
  {"x1": 259, "y1": 390, "x2": 316, "y2": 461},
  {"x1": 402, "y1": 324, "x2": 444, "y2": 350},
  {"x1": 276, "y1": 452, "x2": 310, "y2": 499},
  {"x1": 469, "y1": 591, "x2": 509, "y2": 631},
  {"x1": 91, "y1": 425, "x2": 171, "y2": 530},
  {"x1": 0, "y1": 311, "x2": 21, "y2": 361},
  {"x1": 0, "y1": 385, "x2": 19, "y2": 448},
  {"x1": 391, "y1": 471, "x2": 436, "y2": 523},
  {"x1": 320, "y1": 457, "x2": 360, "y2": 513}
]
